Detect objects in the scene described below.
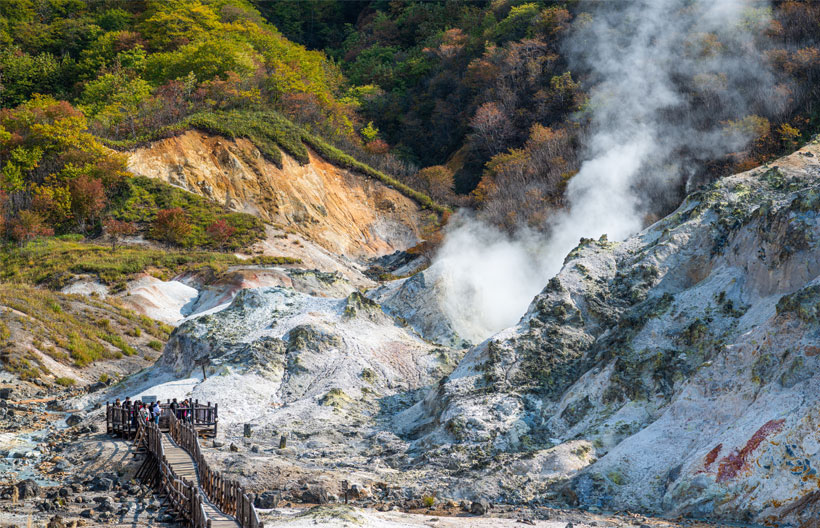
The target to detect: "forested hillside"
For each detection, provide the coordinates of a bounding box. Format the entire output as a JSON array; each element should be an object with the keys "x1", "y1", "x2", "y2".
[
  {"x1": 2, "y1": 0, "x2": 820, "y2": 238},
  {"x1": 1, "y1": 0, "x2": 448, "y2": 249},
  {"x1": 260, "y1": 0, "x2": 820, "y2": 229}
]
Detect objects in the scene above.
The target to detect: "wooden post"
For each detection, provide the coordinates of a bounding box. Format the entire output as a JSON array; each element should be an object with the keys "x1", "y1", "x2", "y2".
[{"x1": 342, "y1": 480, "x2": 349, "y2": 504}]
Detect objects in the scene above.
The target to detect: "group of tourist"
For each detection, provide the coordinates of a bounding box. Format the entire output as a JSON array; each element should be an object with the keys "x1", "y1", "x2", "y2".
[{"x1": 111, "y1": 397, "x2": 194, "y2": 428}]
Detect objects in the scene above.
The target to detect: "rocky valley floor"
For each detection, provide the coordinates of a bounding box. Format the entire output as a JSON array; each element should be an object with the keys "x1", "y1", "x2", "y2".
[{"x1": 0, "y1": 391, "x2": 732, "y2": 528}]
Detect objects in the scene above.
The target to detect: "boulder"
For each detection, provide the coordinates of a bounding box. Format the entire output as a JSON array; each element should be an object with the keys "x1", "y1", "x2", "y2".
[
  {"x1": 0, "y1": 388, "x2": 12, "y2": 400},
  {"x1": 92, "y1": 477, "x2": 114, "y2": 492},
  {"x1": 65, "y1": 414, "x2": 83, "y2": 427},
  {"x1": 471, "y1": 500, "x2": 490, "y2": 515},
  {"x1": 47, "y1": 515, "x2": 66, "y2": 528},
  {"x1": 16, "y1": 479, "x2": 40, "y2": 499},
  {"x1": 254, "y1": 491, "x2": 281, "y2": 509},
  {"x1": 300, "y1": 486, "x2": 330, "y2": 504},
  {"x1": 86, "y1": 382, "x2": 106, "y2": 393}
]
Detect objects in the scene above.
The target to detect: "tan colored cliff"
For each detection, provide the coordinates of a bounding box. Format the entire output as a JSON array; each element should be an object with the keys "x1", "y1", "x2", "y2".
[{"x1": 127, "y1": 131, "x2": 424, "y2": 259}]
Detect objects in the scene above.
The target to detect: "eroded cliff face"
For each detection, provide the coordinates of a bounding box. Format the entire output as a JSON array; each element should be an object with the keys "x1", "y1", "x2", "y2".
[{"x1": 127, "y1": 131, "x2": 424, "y2": 259}]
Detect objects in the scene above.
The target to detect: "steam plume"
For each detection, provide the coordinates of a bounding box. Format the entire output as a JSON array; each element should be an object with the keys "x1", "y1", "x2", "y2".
[{"x1": 435, "y1": 0, "x2": 775, "y2": 343}]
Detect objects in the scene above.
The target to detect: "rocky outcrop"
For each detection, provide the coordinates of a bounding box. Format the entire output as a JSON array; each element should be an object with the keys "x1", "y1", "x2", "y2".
[
  {"x1": 370, "y1": 266, "x2": 472, "y2": 349},
  {"x1": 127, "y1": 131, "x2": 425, "y2": 259},
  {"x1": 400, "y1": 143, "x2": 820, "y2": 523}
]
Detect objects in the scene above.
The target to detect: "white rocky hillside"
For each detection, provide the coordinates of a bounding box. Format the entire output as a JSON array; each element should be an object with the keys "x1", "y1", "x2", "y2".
[{"x1": 395, "y1": 142, "x2": 820, "y2": 524}]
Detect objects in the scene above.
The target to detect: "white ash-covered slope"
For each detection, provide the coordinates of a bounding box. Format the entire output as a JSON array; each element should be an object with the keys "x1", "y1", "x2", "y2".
[
  {"x1": 369, "y1": 264, "x2": 473, "y2": 350},
  {"x1": 400, "y1": 144, "x2": 820, "y2": 523},
  {"x1": 155, "y1": 271, "x2": 461, "y2": 443}
]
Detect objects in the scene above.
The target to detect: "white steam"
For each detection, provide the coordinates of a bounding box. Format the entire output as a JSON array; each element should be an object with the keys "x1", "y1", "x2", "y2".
[{"x1": 434, "y1": 0, "x2": 774, "y2": 343}]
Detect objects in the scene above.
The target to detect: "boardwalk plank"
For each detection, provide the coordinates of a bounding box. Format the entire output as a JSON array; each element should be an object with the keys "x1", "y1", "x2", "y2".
[{"x1": 160, "y1": 433, "x2": 239, "y2": 526}]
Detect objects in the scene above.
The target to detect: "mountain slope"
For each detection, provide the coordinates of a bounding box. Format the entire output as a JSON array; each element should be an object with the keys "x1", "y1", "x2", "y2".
[{"x1": 398, "y1": 141, "x2": 820, "y2": 522}]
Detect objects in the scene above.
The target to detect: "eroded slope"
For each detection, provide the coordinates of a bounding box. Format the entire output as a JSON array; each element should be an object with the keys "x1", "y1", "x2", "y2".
[{"x1": 128, "y1": 131, "x2": 425, "y2": 259}]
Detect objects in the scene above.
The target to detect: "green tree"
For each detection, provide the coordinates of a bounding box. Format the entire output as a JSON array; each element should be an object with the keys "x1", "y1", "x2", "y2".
[
  {"x1": 144, "y1": 37, "x2": 260, "y2": 84},
  {"x1": 139, "y1": 0, "x2": 222, "y2": 50}
]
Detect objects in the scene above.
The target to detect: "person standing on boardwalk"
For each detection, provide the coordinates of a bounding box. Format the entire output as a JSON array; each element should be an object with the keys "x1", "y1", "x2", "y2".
[
  {"x1": 113, "y1": 399, "x2": 122, "y2": 427},
  {"x1": 139, "y1": 403, "x2": 150, "y2": 424},
  {"x1": 170, "y1": 398, "x2": 179, "y2": 420},
  {"x1": 152, "y1": 401, "x2": 161, "y2": 424}
]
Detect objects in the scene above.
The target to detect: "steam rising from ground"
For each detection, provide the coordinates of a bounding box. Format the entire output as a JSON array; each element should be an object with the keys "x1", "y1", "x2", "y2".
[{"x1": 434, "y1": 0, "x2": 774, "y2": 343}]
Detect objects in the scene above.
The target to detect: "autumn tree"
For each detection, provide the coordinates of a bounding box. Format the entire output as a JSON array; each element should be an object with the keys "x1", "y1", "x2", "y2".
[
  {"x1": 104, "y1": 217, "x2": 137, "y2": 251},
  {"x1": 7, "y1": 211, "x2": 53, "y2": 245},
  {"x1": 151, "y1": 207, "x2": 191, "y2": 246},
  {"x1": 469, "y1": 102, "x2": 515, "y2": 156},
  {"x1": 205, "y1": 219, "x2": 236, "y2": 250},
  {"x1": 414, "y1": 166, "x2": 455, "y2": 203},
  {"x1": 69, "y1": 175, "x2": 107, "y2": 232}
]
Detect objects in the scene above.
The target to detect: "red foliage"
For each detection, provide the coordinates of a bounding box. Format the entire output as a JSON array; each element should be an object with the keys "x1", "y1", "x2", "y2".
[
  {"x1": 364, "y1": 139, "x2": 390, "y2": 155},
  {"x1": 152, "y1": 208, "x2": 192, "y2": 246},
  {"x1": 104, "y1": 217, "x2": 137, "y2": 250},
  {"x1": 205, "y1": 219, "x2": 236, "y2": 249},
  {"x1": 7, "y1": 210, "x2": 53, "y2": 244},
  {"x1": 69, "y1": 176, "x2": 107, "y2": 230}
]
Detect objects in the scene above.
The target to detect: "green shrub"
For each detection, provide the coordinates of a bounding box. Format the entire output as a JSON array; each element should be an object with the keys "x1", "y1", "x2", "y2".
[
  {"x1": 101, "y1": 333, "x2": 137, "y2": 356},
  {"x1": 55, "y1": 377, "x2": 76, "y2": 387},
  {"x1": 109, "y1": 176, "x2": 266, "y2": 250},
  {"x1": 147, "y1": 340, "x2": 163, "y2": 351}
]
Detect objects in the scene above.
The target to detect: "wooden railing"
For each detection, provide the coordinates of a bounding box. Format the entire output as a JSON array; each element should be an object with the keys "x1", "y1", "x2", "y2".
[
  {"x1": 106, "y1": 399, "x2": 218, "y2": 438},
  {"x1": 167, "y1": 413, "x2": 264, "y2": 528},
  {"x1": 132, "y1": 409, "x2": 263, "y2": 528}
]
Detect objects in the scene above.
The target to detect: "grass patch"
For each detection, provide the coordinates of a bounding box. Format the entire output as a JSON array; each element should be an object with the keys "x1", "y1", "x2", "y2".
[
  {"x1": 0, "y1": 238, "x2": 300, "y2": 289},
  {"x1": 103, "y1": 110, "x2": 448, "y2": 216},
  {"x1": 147, "y1": 340, "x2": 164, "y2": 351},
  {"x1": 100, "y1": 333, "x2": 137, "y2": 356},
  {"x1": 0, "y1": 284, "x2": 171, "y2": 374},
  {"x1": 54, "y1": 377, "x2": 76, "y2": 387}
]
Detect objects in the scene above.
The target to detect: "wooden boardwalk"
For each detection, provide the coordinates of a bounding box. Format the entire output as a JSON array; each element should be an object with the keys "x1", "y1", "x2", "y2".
[
  {"x1": 160, "y1": 433, "x2": 239, "y2": 528},
  {"x1": 125, "y1": 409, "x2": 263, "y2": 528}
]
